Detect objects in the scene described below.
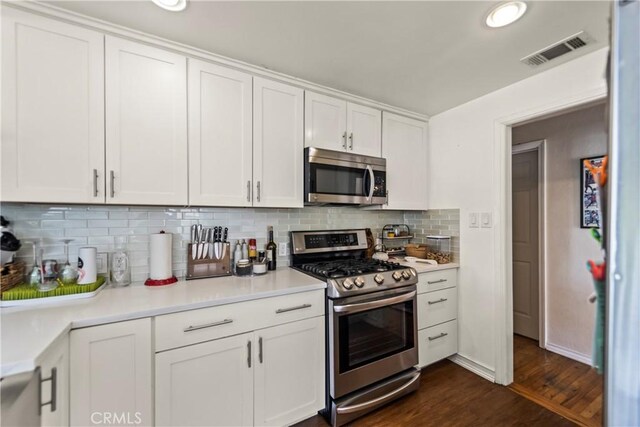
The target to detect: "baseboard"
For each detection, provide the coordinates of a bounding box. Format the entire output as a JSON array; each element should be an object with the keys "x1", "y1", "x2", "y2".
[
  {"x1": 448, "y1": 354, "x2": 496, "y2": 383},
  {"x1": 544, "y1": 342, "x2": 592, "y2": 365}
]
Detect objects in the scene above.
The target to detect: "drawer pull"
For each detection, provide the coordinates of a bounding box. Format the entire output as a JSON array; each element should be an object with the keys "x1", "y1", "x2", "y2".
[
  {"x1": 247, "y1": 340, "x2": 252, "y2": 368},
  {"x1": 276, "y1": 303, "x2": 312, "y2": 314},
  {"x1": 428, "y1": 298, "x2": 448, "y2": 305},
  {"x1": 183, "y1": 318, "x2": 233, "y2": 333},
  {"x1": 427, "y1": 279, "x2": 447, "y2": 285},
  {"x1": 38, "y1": 367, "x2": 57, "y2": 414},
  {"x1": 428, "y1": 332, "x2": 448, "y2": 341}
]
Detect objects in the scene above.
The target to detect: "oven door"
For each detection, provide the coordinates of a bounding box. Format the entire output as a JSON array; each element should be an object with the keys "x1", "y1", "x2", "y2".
[
  {"x1": 328, "y1": 286, "x2": 418, "y2": 398},
  {"x1": 305, "y1": 148, "x2": 386, "y2": 205}
]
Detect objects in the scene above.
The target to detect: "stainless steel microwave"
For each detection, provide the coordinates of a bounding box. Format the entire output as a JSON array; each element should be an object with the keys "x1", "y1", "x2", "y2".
[{"x1": 304, "y1": 147, "x2": 387, "y2": 205}]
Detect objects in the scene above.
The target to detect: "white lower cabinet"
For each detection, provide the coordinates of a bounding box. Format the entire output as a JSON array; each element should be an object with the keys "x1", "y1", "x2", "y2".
[
  {"x1": 155, "y1": 332, "x2": 254, "y2": 427},
  {"x1": 69, "y1": 318, "x2": 153, "y2": 426},
  {"x1": 38, "y1": 335, "x2": 70, "y2": 427},
  {"x1": 417, "y1": 269, "x2": 458, "y2": 368}
]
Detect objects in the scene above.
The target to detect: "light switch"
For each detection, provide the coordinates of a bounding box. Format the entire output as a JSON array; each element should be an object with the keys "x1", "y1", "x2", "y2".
[
  {"x1": 469, "y1": 212, "x2": 479, "y2": 228},
  {"x1": 481, "y1": 212, "x2": 493, "y2": 228}
]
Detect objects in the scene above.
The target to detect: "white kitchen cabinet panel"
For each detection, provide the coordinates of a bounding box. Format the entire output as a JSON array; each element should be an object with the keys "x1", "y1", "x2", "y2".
[
  {"x1": 304, "y1": 91, "x2": 348, "y2": 152},
  {"x1": 38, "y1": 335, "x2": 70, "y2": 427},
  {"x1": 417, "y1": 268, "x2": 458, "y2": 293},
  {"x1": 253, "y1": 77, "x2": 304, "y2": 208},
  {"x1": 382, "y1": 112, "x2": 428, "y2": 210},
  {"x1": 346, "y1": 103, "x2": 381, "y2": 157},
  {"x1": 418, "y1": 320, "x2": 458, "y2": 368},
  {"x1": 1, "y1": 8, "x2": 105, "y2": 203},
  {"x1": 105, "y1": 36, "x2": 187, "y2": 205},
  {"x1": 70, "y1": 318, "x2": 153, "y2": 427},
  {"x1": 155, "y1": 333, "x2": 254, "y2": 427},
  {"x1": 417, "y1": 286, "x2": 458, "y2": 329},
  {"x1": 254, "y1": 316, "x2": 325, "y2": 426},
  {"x1": 188, "y1": 59, "x2": 253, "y2": 207}
]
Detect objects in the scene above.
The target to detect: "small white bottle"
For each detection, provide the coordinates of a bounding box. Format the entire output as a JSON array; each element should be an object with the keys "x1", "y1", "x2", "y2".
[
  {"x1": 241, "y1": 239, "x2": 249, "y2": 260},
  {"x1": 233, "y1": 240, "x2": 242, "y2": 271}
]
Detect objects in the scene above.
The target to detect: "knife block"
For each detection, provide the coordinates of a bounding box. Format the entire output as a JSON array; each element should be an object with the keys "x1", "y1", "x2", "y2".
[{"x1": 186, "y1": 242, "x2": 232, "y2": 280}]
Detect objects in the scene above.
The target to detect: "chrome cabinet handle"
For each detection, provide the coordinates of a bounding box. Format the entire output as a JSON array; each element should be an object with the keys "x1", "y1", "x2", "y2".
[
  {"x1": 428, "y1": 332, "x2": 448, "y2": 341},
  {"x1": 109, "y1": 170, "x2": 115, "y2": 198},
  {"x1": 247, "y1": 341, "x2": 252, "y2": 368},
  {"x1": 348, "y1": 132, "x2": 353, "y2": 150},
  {"x1": 428, "y1": 298, "x2": 448, "y2": 305},
  {"x1": 258, "y1": 337, "x2": 263, "y2": 363},
  {"x1": 183, "y1": 318, "x2": 233, "y2": 333},
  {"x1": 427, "y1": 279, "x2": 447, "y2": 285},
  {"x1": 342, "y1": 132, "x2": 347, "y2": 149},
  {"x1": 256, "y1": 181, "x2": 261, "y2": 202},
  {"x1": 385, "y1": 190, "x2": 389, "y2": 205},
  {"x1": 38, "y1": 367, "x2": 57, "y2": 414},
  {"x1": 93, "y1": 169, "x2": 99, "y2": 197},
  {"x1": 334, "y1": 291, "x2": 416, "y2": 315},
  {"x1": 247, "y1": 180, "x2": 251, "y2": 202},
  {"x1": 276, "y1": 303, "x2": 312, "y2": 314}
]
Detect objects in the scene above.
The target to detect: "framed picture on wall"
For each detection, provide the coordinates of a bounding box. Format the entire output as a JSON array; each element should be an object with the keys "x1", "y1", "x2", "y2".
[{"x1": 580, "y1": 155, "x2": 605, "y2": 228}]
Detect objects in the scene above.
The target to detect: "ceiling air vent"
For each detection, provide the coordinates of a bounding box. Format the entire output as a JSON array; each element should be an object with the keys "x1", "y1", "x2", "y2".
[{"x1": 521, "y1": 31, "x2": 593, "y2": 67}]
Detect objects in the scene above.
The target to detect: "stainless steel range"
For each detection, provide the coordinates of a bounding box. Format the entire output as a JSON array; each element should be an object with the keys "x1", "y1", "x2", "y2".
[{"x1": 290, "y1": 229, "x2": 421, "y2": 426}]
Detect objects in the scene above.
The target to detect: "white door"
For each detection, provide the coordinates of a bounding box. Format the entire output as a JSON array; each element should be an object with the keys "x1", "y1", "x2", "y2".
[
  {"x1": 254, "y1": 317, "x2": 325, "y2": 427},
  {"x1": 155, "y1": 333, "x2": 254, "y2": 427},
  {"x1": 253, "y1": 77, "x2": 304, "y2": 208},
  {"x1": 70, "y1": 318, "x2": 153, "y2": 427},
  {"x1": 38, "y1": 335, "x2": 69, "y2": 427},
  {"x1": 382, "y1": 112, "x2": 429, "y2": 210},
  {"x1": 1, "y1": 8, "x2": 105, "y2": 203},
  {"x1": 346, "y1": 103, "x2": 381, "y2": 157},
  {"x1": 512, "y1": 149, "x2": 540, "y2": 340},
  {"x1": 304, "y1": 91, "x2": 347, "y2": 152},
  {"x1": 188, "y1": 59, "x2": 253, "y2": 206},
  {"x1": 105, "y1": 36, "x2": 188, "y2": 205}
]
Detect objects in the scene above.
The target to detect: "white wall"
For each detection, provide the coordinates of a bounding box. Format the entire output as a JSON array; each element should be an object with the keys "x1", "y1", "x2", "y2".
[
  {"x1": 512, "y1": 103, "x2": 607, "y2": 361},
  {"x1": 428, "y1": 48, "x2": 608, "y2": 378}
]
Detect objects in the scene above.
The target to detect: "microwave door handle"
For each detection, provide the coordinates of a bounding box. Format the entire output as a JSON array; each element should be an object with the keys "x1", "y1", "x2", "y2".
[
  {"x1": 362, "y1": 168, "x2": 369, "y2": 200},
  {"x1": 367, "y1": 165, "x2": 375, "y2": 201}
]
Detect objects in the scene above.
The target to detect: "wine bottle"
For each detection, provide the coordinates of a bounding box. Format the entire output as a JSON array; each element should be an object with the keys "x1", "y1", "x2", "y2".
[{"x1": 266, "y1": 226, "x2": 277, "y2": 271}]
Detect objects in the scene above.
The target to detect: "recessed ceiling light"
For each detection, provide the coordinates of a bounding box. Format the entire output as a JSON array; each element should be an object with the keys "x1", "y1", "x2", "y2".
[
  {"x1": 486, "y1": 1, "x2": 527, "y2": 28},
  {"x1": 151, "y1": 0, "x2": 187, "y2": 12}
]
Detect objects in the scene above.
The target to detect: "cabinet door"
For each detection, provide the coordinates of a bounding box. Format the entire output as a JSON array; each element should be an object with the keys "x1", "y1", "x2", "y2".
[
  {"x1": 382, "y1": 112, "x2": 429, "y2": 210},
  {"x1": 188, "y1": 59, "x2": 253, "y2": 207},
  {"x1": 304, "y1": 91, "x2": 347, "y2": 151},
  {"x1": 1, "y1": 8, "x2": 105, "y2": 203},
  {"x1": 70, "y1": 318, "x2": 153, "y2": 426},
  {"x1": 254, "y1": 317, "x2": 325, "y2": 427},
  {"x1": 105, "y1": 36, "x2": 187, "y2": 205},
  {"x1": 253, "y1": 77, "x2": 304, "y2": 208},
  {"x1": 346, "y1": 103, "x2": 381, "y2": 157},
  {"x1": 38, "y1": 335, "x2": 69, "y2": 427},
  {"x1": 155, "y1": 333, "x2": 253, "y2": 427}
]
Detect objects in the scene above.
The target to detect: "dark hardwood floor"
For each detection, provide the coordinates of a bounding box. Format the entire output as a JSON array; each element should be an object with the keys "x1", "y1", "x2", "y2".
[
  {"x1": 509, "y1": 335, "x2": 603, "y2": 427},
  {"x1": 295, "y1": 360, "x2": 574, "y2": 427}
]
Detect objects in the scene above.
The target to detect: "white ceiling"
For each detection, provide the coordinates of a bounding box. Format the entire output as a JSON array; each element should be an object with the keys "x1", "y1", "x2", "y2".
[{"x1": 48, "y1": 1, "x2": 610, "y2": 116}]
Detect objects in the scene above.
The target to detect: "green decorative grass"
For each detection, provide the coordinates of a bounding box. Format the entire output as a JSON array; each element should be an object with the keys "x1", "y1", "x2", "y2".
[{"x1": 1, "y1": 276, "x2": 106, "y2": 301}]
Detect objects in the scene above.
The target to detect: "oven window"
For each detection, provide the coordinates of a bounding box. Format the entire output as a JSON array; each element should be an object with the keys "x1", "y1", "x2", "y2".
[
  {"x1": 309, "y1": 164, "x2": 367, "y2": 196},
  {"x1": 338, "y1": 300, "x2": 414, "y2": 373}
]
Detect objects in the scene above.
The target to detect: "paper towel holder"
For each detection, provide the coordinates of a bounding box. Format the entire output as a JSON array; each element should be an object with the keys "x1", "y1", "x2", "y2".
[{"x1": 145, "y1": 231, "x2": 178, "y2": 287}]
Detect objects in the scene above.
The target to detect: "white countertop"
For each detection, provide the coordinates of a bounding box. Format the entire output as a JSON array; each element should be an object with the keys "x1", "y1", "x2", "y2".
[
  {"x1": 0, "y1": 268, "x2": 325, "y2": 377},
  {"x1": 390, "y1": 258, "x2": 460, "y2": 274}
]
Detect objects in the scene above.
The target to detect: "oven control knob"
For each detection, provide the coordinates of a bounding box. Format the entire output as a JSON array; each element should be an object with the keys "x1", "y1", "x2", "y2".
[
  {"x1": 374, "y1": 274, "x2": 385, "y2": 285},
  {"x1": 342, "y1": 278, "x2": 354, "y2": 290},
  {"x1": 392, "y1": 271, "x2": 402, "y2": 281},
  {"x1": 354, "y1": 277, "x2": 366, "y2": 288},
  {"x1": 401, "y1": 270, "x2": 411, "y2": 280}
]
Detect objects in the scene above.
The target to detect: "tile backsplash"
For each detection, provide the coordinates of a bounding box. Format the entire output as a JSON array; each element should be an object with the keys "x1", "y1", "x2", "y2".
[{"x1": 1, "y1": 204, "x2": 459, "y2": 282}]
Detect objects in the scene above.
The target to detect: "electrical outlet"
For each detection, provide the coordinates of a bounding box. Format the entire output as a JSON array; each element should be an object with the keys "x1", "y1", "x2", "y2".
[
  {"x1": 278, "y1": 242, "x2": 289, "y2": 256},
  {"x1": 469, "y1": 212, "x2": 479, "y2": 228},
  {"x1": 96, "y1": 252, "x2": 108, "y2": 275}
]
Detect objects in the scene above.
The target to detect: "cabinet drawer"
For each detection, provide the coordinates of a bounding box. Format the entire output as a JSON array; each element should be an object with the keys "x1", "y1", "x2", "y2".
[
  {"x1": 155, "y1": 290, "x2": 325, "y2": 352},
  {"x1": 253, "y1": 290, "x2": 325, "y2": 331},
  {"x1": 418, "y1": 320, "x2": 457, "y2": 367},
  {"x1": 418, "y1": 287, "x2": 457, "y2": 329},
  {"x1": 418, "y1": 269, "x2": 457, "y2": 293}
]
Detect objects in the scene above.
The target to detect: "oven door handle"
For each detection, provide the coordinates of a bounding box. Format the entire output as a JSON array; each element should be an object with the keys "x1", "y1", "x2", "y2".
[{"x1": 333, "y1": 290, "x2": 416, "y2": 315}]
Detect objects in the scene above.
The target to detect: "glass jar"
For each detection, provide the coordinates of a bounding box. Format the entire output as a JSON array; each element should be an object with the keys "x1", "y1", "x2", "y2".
[
  {"x1": 426, "y1": 235, "x2": 452, "y2": 264},
  {"x1": 109, "y1": 236, "x2": 131, "y2": 287}
]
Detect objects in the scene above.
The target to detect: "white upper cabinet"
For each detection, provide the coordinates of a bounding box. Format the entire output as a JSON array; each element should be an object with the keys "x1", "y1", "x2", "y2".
[
  {"x1": 346, "y1": 103, "x2": 382, "y2": 157},
  {"x1": 188, "y1": 59, "x2": 253, "y2": 207},
  {"x1": 304, "y1": 91, "x2": 347, "y2": 152},
  {"x1": 1, "y1": 8, "x2": 105, "y2": 203},
  {"x1": 305, "y1": 91, "x2": 381, "y2": 157},
  {"x1": 105, "y1": 36, "x2": 188, "y2": 205},
  {"x1": 382, "y1": 112, "x2": 429, "y2": 210},
  {"x1": 253, "y1": 77, "x2": 304, "y2": 208}
]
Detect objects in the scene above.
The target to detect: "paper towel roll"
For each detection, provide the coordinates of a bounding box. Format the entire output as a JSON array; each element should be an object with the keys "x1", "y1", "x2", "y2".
[{"x1": 149, "y1": 232, "x2": 172, "y2": 280}]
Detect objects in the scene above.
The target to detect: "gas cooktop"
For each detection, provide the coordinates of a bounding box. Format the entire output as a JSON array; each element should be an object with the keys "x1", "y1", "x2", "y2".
[{"x1": 295, "y1": 259, "x2": 405, "y2": 280}]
